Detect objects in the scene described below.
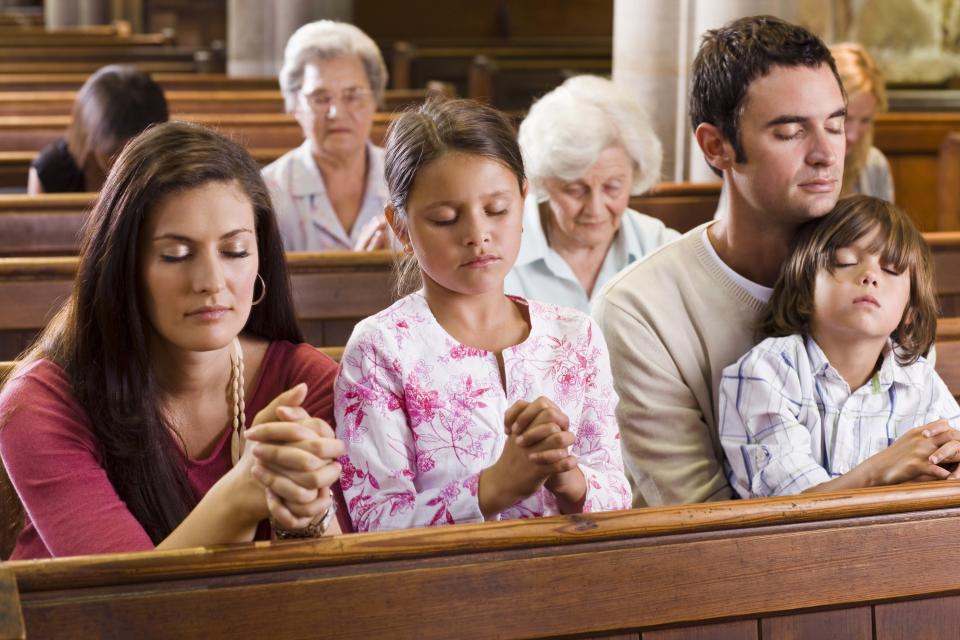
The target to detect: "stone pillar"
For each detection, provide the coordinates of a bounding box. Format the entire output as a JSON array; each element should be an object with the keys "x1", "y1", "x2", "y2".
[
  {"x1": 228, "y1": 0, "x2": 354, "y2": 77},
  {"x1": 79, "y1": 0, "x2": 111, "y2": 25},
  {"x1": 44, "y1": 0, "x2": 79, "y2": 28},
  {"x1": 227, "y1": 0, "x2": 275, "y2": 76},
  {"x1": 612, "y1": 0, "x2": 691, "y2": 182}
]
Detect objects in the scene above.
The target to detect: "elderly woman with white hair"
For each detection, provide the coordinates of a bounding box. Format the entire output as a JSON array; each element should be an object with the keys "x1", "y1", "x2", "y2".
[
  {"x1": 504, "y1": 75, "x2": 679, "y2": 312},
  {"x1": 263, "y1": 20, "x2": 391, "y2": 251}
]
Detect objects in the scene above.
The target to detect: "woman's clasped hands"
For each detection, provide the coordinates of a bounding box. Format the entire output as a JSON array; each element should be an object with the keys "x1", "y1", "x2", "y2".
[
  {"x1": 478, "y1": 396, "x2": 587, "y2": 518},
  {"x1": 243, "y1": 383, "x2": 345, "y2": 533}
]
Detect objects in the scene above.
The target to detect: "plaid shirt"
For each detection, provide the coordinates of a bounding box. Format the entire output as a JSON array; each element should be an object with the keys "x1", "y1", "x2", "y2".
[{"x1": 719, "y1": 334, "x2": 960, "y2": 498}]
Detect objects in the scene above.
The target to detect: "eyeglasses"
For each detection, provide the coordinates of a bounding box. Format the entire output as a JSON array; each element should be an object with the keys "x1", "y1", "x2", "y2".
[{"x1": 299, "y1": 87, "x2": 374, "y2": 113}]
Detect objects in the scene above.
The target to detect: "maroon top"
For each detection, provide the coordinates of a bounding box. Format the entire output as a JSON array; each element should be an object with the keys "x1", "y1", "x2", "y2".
[{"x1": 0, "y1": 341, "x2": 343, "y2": 559}]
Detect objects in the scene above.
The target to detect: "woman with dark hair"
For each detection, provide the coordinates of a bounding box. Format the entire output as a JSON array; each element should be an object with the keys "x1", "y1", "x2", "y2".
[
  {"x1": 1, "y1": 121, "x2": 345, "y2": 559},
  {"x1": 28, "y1": 64, "x2": 169, "y2": 194}
]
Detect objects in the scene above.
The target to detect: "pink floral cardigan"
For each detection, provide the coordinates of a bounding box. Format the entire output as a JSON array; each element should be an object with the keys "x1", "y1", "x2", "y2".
[{"x1": 335, "y1": 292, "x2": 630, "y2": 531}]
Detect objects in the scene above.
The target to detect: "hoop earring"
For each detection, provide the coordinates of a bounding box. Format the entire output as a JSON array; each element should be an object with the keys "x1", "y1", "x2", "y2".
[{"x1": 252, "y1": 273, "x2": 267, "y2": 306}]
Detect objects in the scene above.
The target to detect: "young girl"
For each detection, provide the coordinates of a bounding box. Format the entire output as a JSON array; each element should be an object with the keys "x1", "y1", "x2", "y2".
[
  {"x1": 1, "y1": 122, "x2": 345, "y2": 559},
  {"x1": 334, "y1": 99, "x2": 630, "y2": 531},
  {"x1": 719, "y1": 195, "x2": 960, "y2": 498}
]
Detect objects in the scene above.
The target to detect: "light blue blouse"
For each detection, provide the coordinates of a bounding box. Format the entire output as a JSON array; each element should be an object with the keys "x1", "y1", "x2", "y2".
[{"x1": 504, "y1": 195, "x2": 681, "y2": 313}]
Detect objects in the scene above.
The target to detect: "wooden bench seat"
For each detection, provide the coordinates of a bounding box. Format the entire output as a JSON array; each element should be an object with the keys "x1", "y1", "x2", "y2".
[
  {"x1": 0, "y1": 44, "x2": 216, "y2": 66},
  {"x1": 4, "y1": 482, "x2": 960, "y2": 638},
  {"x1": 0, "y1": 31, "x2": 172, "y2": 47},
  {"x1": 468, "y1": 55, "x2": 612, "y2": 109},
  {"x1": 875, "y1": 111, "x2": 960, "y2": 232},
  {"x1": 0, "y1": 72, "x2": 281, "y2": 92},
  {"x1": 0, "y1": 60, "x2": 207, "y2": 75},
  {"x1": 629, "y1": 182, "x2": 720, "y2": 233},
  {"x1": 0, "y1": 86, "x2": 451, "y2": 117},
  {"x1": 391, "y1": 41, "x2": 610, "y2": 96},
  {"x1": 0, "y1": 111, "x2": 398, "y2": 153}
]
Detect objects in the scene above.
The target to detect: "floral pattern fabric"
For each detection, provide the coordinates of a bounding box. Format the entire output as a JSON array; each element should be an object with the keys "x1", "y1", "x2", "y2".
[{"x1": 335, "y1": 292, "x2": 630, "y2": 531}]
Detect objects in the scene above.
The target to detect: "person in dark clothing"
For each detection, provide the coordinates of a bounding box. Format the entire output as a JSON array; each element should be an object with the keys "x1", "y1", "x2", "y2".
[{"x1": 28, "y1": 64, "x2": 168, "y2": 194}]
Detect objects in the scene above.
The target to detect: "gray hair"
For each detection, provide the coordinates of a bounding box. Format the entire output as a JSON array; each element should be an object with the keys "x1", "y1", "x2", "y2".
[
  {"x1": 278, "y1": 20, "x2": 388, "y2": 112},
  {"x1": 518, "y1": 75, "x2": 662, "y2": 197}
]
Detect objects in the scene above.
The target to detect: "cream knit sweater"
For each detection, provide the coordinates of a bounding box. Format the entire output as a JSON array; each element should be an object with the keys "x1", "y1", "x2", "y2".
[{"x1": 593, "y1": 223, "x2": 767, "y2": 507}]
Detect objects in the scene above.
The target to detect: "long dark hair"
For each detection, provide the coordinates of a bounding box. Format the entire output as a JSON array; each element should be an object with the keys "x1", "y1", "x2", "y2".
[
  {"x1": 67, "y1": 64, "x2": 168, "y2": 170},
  {"x1": 21, "y1": 121, "x2": 303, "y2": 543}
]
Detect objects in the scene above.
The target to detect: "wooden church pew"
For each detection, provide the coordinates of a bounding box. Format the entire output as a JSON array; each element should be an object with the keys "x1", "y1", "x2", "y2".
[
  {"x1": 468, "y1": 55, "x2": 612, "y2": 110},
  {"x1": 0, "y1": 44, "x2": 219, "y2": 68},
  {"x1": 629, "y1": 182, "x2": 720, "y2": 233},
  {"x1": 0, "y1": 111, "x2": 398, "y2": 153},
  {"x1": 0, "y1": 148, "x2": 297, "y2": 190},
  {"x1": 0, "y1": 86, "x2": 451, "y2": 117},
  {"x1": 875, "y1": 111, "x2": 960, "y2": 232},
  {"x1": 0, "y1": 72, "x2": 280, "y2": 92},
  {"x1": 4, "y1": 482, "x2": 960, "y2": 637},
  {"x1": 390, "y1": 40, "x2": 610, "y2": 96},
  {"x1": 926, "y1": 231, "x2": 960, "y2": 316}
]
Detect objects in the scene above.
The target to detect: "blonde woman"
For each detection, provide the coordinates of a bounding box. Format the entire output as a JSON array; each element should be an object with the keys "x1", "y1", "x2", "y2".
[{"x1": 831, "y1": 42, "x2": 893, "y2": 201}]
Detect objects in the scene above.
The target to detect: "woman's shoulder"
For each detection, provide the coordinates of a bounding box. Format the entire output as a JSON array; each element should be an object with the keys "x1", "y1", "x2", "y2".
[
  {"x1": 30, "y1": 139, "x2": 84, "y2": 192},
  {"x1": 865, "y1": 145, "x2": 890, "y2": 167},
  {"x1": 2, "y1": 358, "x2": 72, "y2": 401},
  {"x1": 248, "y1": 341, "x2": 338, "y2": 419},
  {"x1": 0, "y1": 358, "x2": 94, "y2": 448},
  {"x1": 261, "y1": 340, "x2": 338, "y2": 377}
]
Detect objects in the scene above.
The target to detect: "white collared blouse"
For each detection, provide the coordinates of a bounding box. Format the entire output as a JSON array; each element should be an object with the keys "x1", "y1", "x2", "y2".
[
  {"x1": 335, "y1": 291, "x2": 631, "y2": 531},
  {"x1": 262, "y1": 140, "x2": 389, "y2": 251}
]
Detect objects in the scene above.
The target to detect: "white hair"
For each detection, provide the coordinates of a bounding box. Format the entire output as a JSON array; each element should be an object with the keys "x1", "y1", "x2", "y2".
[
  {"x1": 518, "y1": 75, "x2": 662, "y2": 197},
  {"x1": 278, "y1": 20, "x2": 388, "y2": 112}
]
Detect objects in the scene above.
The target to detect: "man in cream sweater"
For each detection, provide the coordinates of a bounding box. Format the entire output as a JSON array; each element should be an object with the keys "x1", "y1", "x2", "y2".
[{"x1": 593, "y1": 15, "x2": 847, "y2": 507}]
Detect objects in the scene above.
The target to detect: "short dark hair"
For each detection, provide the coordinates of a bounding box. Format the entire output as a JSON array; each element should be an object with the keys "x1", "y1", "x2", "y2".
[
  {"x1": 383, "y1": 98, "x2": 525, "y2": 294},
  {"x1": 66, "y1": 64, "x2": 169, "y2": 169},
  {"x1": 761, "y1": 195, "x2": 937, "y2": 364},
  {"x1": 689, "y1": 15, "x2": 842, "y2": 176},
  {"x1": 23, "y1": 121, "x2": 302, "y2": 542}
]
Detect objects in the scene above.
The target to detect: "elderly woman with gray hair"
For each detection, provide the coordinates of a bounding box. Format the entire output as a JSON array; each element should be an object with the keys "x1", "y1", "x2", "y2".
[
  {"x1": 263, "y1": 20, "x2": 391, "y2": 251},
  {"x1": 505, "y1": 75, "x2": 679, "y2": 312}
]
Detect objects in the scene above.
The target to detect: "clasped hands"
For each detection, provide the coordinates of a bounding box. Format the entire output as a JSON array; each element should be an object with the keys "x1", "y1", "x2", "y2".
[
  {"x1": 242, "y1": 383, "x2": 344, "y2": 532},
  {"x1": 479, "y1": 396, "x2": 586, "y2": 518},
  {"x1": 871, "y1": 419, "x2": 960, "y2": 485}
]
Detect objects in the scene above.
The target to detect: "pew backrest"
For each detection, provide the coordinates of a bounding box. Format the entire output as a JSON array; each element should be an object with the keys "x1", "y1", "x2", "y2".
[
  {"x1": 5, "y1": 482, "x2": 960, "y2": 637},
  {"x1": 0, "y1": 111, "x2": 398, "y2": 152}
]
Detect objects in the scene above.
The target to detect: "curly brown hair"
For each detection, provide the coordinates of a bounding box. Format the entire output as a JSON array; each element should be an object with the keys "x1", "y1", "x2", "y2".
[{"x1": 760, "y1": 195, "x2": 937, "y2": 364}]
